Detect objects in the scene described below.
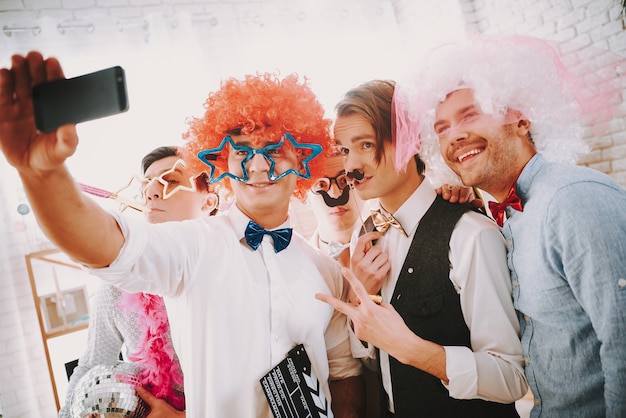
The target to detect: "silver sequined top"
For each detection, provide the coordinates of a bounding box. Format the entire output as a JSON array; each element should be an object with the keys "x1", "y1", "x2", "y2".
[{"x1": 58, "y1": 283, "x2": 184, "y2": 417}]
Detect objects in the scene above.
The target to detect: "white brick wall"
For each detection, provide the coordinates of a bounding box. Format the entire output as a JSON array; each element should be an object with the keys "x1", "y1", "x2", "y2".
[
  {"x1": 0, "y1": 0, "x2": 624, "y2": 416},
  {"x1": 0, "y1": 165, "x2": 54, "y2": 417},
  {"x1": 459, "y1": 0, "x2": 626, "y2": 185}
]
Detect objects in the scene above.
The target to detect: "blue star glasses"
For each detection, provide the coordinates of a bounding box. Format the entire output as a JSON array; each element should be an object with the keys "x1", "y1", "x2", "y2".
[{"x1": 197, "y1": 133, "x2": 322, "y2": 184}]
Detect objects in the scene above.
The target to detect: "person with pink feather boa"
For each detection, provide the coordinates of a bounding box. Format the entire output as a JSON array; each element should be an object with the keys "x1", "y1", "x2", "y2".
[{"x1": 60, "y1": 145, "x2": 219, "y2": 417}]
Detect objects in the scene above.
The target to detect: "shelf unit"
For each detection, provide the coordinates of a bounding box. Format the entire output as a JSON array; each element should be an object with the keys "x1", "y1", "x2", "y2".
[{"x1": 25, "y1": 247, "x2": 99, "y2": 410}]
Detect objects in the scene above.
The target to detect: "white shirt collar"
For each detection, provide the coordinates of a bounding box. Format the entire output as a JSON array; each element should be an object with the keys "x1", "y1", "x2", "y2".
[
  {"x1": 374, "y1": 178, "x2": 437, "y2": 237},
  {"x1": 227, "y1": 204, "x2": 292, "y2": 242}
]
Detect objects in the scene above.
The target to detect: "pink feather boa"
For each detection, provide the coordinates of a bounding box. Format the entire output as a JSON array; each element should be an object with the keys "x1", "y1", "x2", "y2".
[{"x1": 118, "y1": 291, "x2": 186, "y2": 411}]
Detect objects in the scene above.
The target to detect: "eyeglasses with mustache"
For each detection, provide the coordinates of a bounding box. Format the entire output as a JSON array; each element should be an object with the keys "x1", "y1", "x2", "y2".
[{"x1": 311, "y1": 172, "x2": 350, "y2": 194}]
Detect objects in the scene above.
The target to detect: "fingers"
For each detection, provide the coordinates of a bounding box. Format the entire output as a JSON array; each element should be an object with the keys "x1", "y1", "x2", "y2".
[
  {"x1": 447, "y1": 185, "x2": 460, "y2": 203},
  {"x1": 56, "y1": 124, "x2": 79, "y2": 158},
  {"x1": 359, "y1": 231, "x2": 381, "y2": 243},
  {"x1": 136, "y1": 386, "x2": 157, "y2": 406},
  {"x1": 0, "y1": 67, "x2": 15, "y2": 107},
  {"x1": 340, "y1": 267, "x2": 374, "y2": 306},
  {"x1": 353, "y1": 231, "x2": 381, "y2": 255},
  {"x1": 44, "y1": 56, "x2": 65, "y2": 81},
  {"x1": 440, "y1": 184, "x2": 479, "y2": 204},
  {"x1": 440, "y1": 186, "x2": 455, "y2": 202},
  {"x1": 351, "y1": 240, "x2": 389, "y2": 278},
  {"x1": 8, "y1": 52, "x2": 63, "y2": 104},
  {"x1": 11, "y1": 55, "x2": 30, "y2": 103},
  {"x1": 360, "y1": 245, "x2": 388, "y2": 270},
  {"x1": 316, "y1": 267, "x2": 379, "y2": 315},
  {"x1": 315, "y1": 292, "x2": 353, "y2": 317},
  {"x1": 136, "y1": 387, "x2": 186, "y2": 418},
  {"x1": 12, "y1": 53, "x2": 44, "y2": 102},
  {"x1": 25, "y1": 51, "x2": 46, "y2": 89},
  {"x1": 457, "y1": 186, "x2": 474, "y2": 204},
  {"x1": 471, "y1": 198, "x2": 484, "y2": 209}
]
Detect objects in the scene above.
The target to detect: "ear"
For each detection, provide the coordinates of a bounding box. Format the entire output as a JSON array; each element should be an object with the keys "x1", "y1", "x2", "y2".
[
  {"x1": 202, "y1": 193, "x2": 220, "y2": 215},
  {"x1": 305, "y1": 190, "x2": 315, "y2": 206},
  {"x1": 517, "y1": 118, "x2": 531, "y2": 136}
]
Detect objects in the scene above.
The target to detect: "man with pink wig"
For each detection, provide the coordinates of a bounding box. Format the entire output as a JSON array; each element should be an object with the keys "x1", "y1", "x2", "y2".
[{"x1": 395, "y1": 34, "x2": 626, "y2": 417}]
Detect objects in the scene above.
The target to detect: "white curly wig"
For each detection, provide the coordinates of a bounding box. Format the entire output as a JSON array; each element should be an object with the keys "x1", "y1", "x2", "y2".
[{"x1": 393, "y1": 33, "x2": 625, "y2": 187}]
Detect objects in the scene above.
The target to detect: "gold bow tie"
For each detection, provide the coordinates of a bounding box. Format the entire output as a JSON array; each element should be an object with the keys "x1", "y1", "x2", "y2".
[{"x1": 370, "y1": 210, "x2": 407, "y2": 237}]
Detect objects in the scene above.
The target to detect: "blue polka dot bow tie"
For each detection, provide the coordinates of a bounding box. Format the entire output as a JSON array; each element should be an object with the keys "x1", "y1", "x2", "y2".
[{"x1": 245, "y1": 220, "x2": 293, "y2": 253}]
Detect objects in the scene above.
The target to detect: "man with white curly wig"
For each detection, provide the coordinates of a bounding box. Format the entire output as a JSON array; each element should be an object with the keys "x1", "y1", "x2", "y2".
[{"x1": 394, "y1": 33, "x2": 626, "y2": 418}]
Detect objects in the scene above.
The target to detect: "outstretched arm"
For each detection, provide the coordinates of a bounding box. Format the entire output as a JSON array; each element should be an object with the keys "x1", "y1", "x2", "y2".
[{"x1": 0, "y1": 52, "x2": 123, "y2": 267}]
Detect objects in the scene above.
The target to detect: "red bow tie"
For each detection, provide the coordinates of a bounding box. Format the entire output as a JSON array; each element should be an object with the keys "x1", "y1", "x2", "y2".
[{"x1": 488, "y1": 186, "x2": 524, "y2": 227}]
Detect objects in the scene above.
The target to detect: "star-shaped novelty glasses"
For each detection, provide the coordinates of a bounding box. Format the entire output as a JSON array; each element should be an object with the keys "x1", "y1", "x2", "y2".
[
  {"x1": 197, "y1": 133, "x2": 322, "y2": 184},
  {"x1": 78, "y1": 159, "x2": 205, "y2": 213},
  {"x1": 140, "y1": 159, "x2": 202, "y2": 201}
]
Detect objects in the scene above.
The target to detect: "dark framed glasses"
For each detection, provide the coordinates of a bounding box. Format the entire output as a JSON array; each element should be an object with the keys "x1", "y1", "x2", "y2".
[{"x1": 312, "y1": 172, "x2": 350, "y2": 194}]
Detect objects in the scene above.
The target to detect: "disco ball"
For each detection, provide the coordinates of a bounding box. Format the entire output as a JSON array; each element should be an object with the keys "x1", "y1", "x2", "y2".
[{"x1": 70, "y1": 361, "x2": 149, "y2": 418}]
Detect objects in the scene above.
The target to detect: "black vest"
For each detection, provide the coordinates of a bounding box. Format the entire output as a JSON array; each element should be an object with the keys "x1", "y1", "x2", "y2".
[{"x1": 383, "y1": 196, "x2": 518, "y2": 418}]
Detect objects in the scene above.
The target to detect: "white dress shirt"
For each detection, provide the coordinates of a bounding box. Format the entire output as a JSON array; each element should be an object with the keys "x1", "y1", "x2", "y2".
[
  {"x1": 89, "y1": 205, "x2": 361, "y2": 417},
  {"x1": 349, "y1": 180, "x2": 527, "y2": 410}
]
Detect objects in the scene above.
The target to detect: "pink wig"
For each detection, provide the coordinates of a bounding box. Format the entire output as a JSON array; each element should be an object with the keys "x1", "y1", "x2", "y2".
[{"x1": 394, "y1": 33, "x2": 625, "y2": 186}]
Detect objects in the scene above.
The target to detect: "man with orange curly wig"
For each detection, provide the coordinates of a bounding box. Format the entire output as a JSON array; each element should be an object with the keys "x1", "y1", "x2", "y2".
[{"x1": 0, "y1": 52, "x2": 364, "y2": 417}]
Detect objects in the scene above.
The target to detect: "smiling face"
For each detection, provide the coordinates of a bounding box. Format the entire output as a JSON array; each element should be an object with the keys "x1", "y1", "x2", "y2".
[
  {"x1": 182, "y1": 73, "x2": 330, "y2": 203},
  {"x1": 143, "y1": 156, "x2": 214, "y2": 224},
  {"x1": 434, "y1": 88, "x2": 535, "y2": 200},
  {"x1": 228, "y1": 134, "x2": 298, "y2": 228}
]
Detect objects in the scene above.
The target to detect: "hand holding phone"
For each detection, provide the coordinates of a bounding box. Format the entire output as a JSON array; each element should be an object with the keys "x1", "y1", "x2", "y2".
[{"x1": 32, "y1": 66, "x2": 129, "y2": 132}]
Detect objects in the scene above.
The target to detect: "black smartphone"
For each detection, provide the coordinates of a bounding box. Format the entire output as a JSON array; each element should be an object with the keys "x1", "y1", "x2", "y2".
[{"x1": 32, "y1": 66, "x2": 129, "y2": 133}]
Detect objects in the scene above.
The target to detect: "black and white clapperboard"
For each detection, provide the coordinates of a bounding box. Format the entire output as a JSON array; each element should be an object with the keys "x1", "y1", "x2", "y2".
[{"x1": 260, "y1": 344, "x2": 333, "y2": 418}]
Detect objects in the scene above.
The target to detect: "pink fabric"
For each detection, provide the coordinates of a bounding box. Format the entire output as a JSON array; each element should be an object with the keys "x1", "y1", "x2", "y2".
[
  {"x1": 391, "y1": 93, "x2": 422, "y2": 173},
  {"x1": 119, "y1": 292, "x2": 185, "y2": 411}
]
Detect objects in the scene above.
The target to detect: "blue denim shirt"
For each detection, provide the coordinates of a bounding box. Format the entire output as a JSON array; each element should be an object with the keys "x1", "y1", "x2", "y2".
[{"x1": 502, "y1": 154, "x2": 626, "y2": 418}]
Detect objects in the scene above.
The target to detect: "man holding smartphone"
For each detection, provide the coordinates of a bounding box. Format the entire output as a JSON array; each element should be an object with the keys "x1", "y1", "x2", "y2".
[{"x1": 0, "y1": 52, "x2": 364, "y2": 417}]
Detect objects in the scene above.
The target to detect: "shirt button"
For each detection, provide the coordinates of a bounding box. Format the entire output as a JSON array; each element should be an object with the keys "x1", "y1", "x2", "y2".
[
  {"x1": 534, "y1": 398, "x2": 541, "y2": 406},
  {"x1": 512, "y1": 279, "x2": 519, "y2": 287},
  {"x1": 524, "y1": 315, "x2": 531, "y2": 323},
  {"x1": 507, "y1": 239, "x2": 513, "y2": 247},
  {"x1": 618, "y1": 278, "x2": 626, "y2": 288},
  {"x1": 407, "y1": 267, "x2": 414, "y2": 274},
  {"x1": 524, "y1": 357, "x2": 531, "y2": 365},
  {"x1": 273, "y1": 335, "x2": 279, "y2": 342}
]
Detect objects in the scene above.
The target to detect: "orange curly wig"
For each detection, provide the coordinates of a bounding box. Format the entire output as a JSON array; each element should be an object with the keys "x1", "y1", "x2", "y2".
[{"x1": 182, "y1": 72, "x2": 331, "y2": 201}]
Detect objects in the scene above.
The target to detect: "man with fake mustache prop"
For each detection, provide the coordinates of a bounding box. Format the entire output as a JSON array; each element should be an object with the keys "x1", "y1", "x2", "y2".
[{"x1": 316, "y1": 79, "x2": 529, "y2": 417}]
